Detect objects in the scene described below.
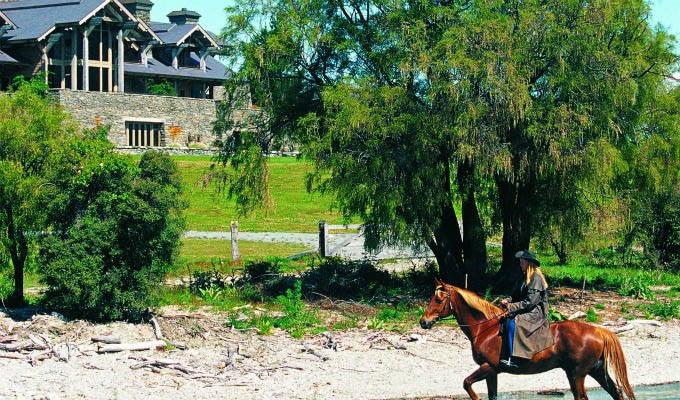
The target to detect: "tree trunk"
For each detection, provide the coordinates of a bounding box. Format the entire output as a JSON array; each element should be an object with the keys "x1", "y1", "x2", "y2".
[
  {"x1": 428, "y1": 200, "x2": 464, "y2": 285},
  {"x1": 427, "y1": 161, "x2": 464, "y2": 285},
  {"x1": 6, "y1": 207, "x2": 27, "y2": 306},
  {"x1": 458, "y1": 161, "x2": 488, "y2": 290},
  {"x1": 495, "y1": 178, "x2": 533, "y2": 291}
]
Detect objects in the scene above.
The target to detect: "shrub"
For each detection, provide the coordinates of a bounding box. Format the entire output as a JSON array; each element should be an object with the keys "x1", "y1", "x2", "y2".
[
  {"x1": 146, "y1": 80, "x2": 177, "y2": 97},
  {"x1": 617, "y1": 275, "x2": 655, "y2": 300},
  {"x1": 273, "y1": 281, "x2": 323, "y2": 338},
  {"x1": 188, "y1": 142, "x2": 209, "y2": 150},
  {"x1": 40, "y1": 151, "x2": 185, "y2": 321},
  {"x1": 301, "y1": 257, "x2": 393, "y2": 300}
]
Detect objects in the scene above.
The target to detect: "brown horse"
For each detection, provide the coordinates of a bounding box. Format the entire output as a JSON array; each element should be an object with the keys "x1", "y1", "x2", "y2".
[{"x1": 419, "y1": 279, "x2": 635, "y2": 400}]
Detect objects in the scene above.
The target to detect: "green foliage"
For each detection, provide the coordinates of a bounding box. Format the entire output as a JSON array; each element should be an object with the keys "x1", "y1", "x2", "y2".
[
  {"x1": 548, "y1": 307, "x2": 566, "y2": 322},
  {"x1": 10, "y1": 74, "x2": 49, "y2": 97},
  {"x1": 301, "y1": 258, "x2": 394, "y2": 301},
  {"x1": 39, "y1": 150, "x2": 186, "y2": 321},
  {"x1": 218, "y1": 0, "x2": 679, "y2": 287},
  {"x1": 146, "y1": 80, "x2": 177, "y2": 97},
  {"x1": 617, "y1": 275, "x2": 656, "y2": 300},
  {"x1": 190, "y1": 268, "x2": 228, "y2": 294},
  {"x1": 635, "y1": 300, "x2": 680, "y2": 320},
  {"x1": 586, "y1": 308, "x2": 599, "y2": 323},
  {"x1": 593, "y1": 303, "x2": 606, "y2": 311},
  {"x1": 0, "y1": 272, "x2": 12, "y2": 305},
  {"x1": 367, "y1": 318, "x2": 385, "y2": 331},
  {"x1": 0, "y1": 75, "x2": 77, "y2": 304},
  {"x1": 273, "y1": 281, "x2": 324, "y2": 338}
]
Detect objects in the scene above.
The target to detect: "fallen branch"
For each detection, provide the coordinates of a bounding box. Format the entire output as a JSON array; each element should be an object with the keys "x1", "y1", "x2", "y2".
[
  {"x1": 302, "y1": 344, "x2": 328, "y2": 361},
  {"x1": 0, "y1": 352, "x2": 24, "y2": 360},
  {"x1": 91, "y1": 336, "x2": 121, "y2": 344},
  {"x1": 97, "y1": 340, "x2": 167, "y2": 353},
  {"x1": 130, "y1": 356, "x2": 216, "y2": 379},
  {"x1": 0, "y1": 341, "x2": 34, "y2": 352},
  {"x1": 149, "y1": 317, "x2": 187, "y2": 350}
]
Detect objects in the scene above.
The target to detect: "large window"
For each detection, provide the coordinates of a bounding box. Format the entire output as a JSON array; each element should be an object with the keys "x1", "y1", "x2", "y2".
[{"x1": 125, "y1": 121, "x2": 164, "y2": 147}]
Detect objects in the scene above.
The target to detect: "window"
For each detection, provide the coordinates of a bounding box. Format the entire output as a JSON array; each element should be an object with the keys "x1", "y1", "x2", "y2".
[{"x1": 125, "y1": 121, "x2": 164, "y2": 147}]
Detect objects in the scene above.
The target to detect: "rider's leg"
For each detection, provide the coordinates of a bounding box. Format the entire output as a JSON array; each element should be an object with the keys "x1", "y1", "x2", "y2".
[{"x1": 500, "y1": 317, "x2": 518, "y2": 368}]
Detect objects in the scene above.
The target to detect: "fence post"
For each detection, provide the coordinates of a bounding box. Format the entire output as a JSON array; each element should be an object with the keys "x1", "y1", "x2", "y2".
[
  {"x1": 319, "y1": 220, "x2": 328, "y2": 257},
  {"x1": 231, "y1": 221, "x2": 240, "y2": 261}
]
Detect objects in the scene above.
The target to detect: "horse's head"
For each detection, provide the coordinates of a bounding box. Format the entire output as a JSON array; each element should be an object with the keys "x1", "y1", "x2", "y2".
[{"x1": 420, "y1": 278, "x2": 455, "y2": 329}]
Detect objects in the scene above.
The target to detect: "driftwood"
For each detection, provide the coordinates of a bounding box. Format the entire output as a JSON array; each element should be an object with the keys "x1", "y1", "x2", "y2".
[
  {"x1": 0, "y1": 341, "x2": 35, "y2": 352},
  {"x1": 96, "y1": 340, "x2": 167, "y2": 353},
  {"x1": 149, "y1": 317, "x2": 187, "y2": 350},
  {"x1": 302, "y1": 344, "x2": 329, "y2": 361},
  {"x1": 159, "y1": 313, "x2": 213, "y2": 320},
  {"x1": 600, "y1": 319, "x2": 663, "y2": 334},
  {"x1": 91, "y1": 336, "x2": 122, "y2": 344},
  {"x1": 0, "y1": 352, "x2": 24, "y2": 360},
  {"x1": 130, "y1": 356, "x2": 215, "y2": 379}
]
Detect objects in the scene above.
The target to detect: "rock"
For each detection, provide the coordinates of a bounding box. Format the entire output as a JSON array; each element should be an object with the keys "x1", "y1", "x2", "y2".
[
  {"x1": 407, "y1": 334, "x2": 425, "y2": 343},
  {"x1": 568, "y1": 311, "x2": 587, "y2": 320}
]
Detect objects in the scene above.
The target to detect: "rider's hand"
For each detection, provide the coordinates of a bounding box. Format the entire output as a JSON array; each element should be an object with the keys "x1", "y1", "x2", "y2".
[{"x1": 500, "y1": 299, "x2": 509, "y2": 309}]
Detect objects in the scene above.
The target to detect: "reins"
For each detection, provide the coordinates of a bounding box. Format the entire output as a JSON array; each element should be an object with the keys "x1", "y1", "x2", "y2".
[{"x1": 436, "y1": 289, "x2": 507, "y2": 327}]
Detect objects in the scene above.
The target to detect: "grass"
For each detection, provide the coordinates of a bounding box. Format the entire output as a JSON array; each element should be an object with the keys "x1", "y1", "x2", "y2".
[
  {"x1": 179, "y1": 238, "x2": 310, "y2": 268},
  {"x1": 172, "y1": 155, "x2": 355, "y2": 232}
]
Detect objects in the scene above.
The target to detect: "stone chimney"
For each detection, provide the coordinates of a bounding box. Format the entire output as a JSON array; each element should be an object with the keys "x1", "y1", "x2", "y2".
[
  {"x1": 167, "y1": 8, "x2": 201, "y2": 25},
  {"x1": 121, "y1": 0, "x2": 153, "y2": 26}
]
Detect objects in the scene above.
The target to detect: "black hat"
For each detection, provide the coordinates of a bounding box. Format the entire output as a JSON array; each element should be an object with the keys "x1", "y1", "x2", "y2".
[{"x1": 515, "y1": 250, "x2": 540, "y2": 266}]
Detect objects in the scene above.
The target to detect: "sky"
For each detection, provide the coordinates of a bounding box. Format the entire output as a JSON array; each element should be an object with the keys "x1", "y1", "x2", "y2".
[{"x1": 150, "y1": 0, "x2": 679, "y2": 44}]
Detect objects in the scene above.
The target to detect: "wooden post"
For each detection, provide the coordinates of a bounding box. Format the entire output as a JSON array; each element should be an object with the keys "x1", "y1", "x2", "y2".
[
  {"x1": 82, "y1": 28, "x2": 89, "y2": 91},
  {"x1": 60, "y1": 34, "x2": 65, "y2": 89},
  {"x1": 71, "y1": 28, "x2": 77, "y2": 90},
  {"x1": 117, "y1": 29, "x2": 124, "y2": 93},
  {"x1": 319, "y1": 221, "x2": 328, "y2": 257},
  {"x1": 107, "y1": 29, "x2": 112, "y2": 92},
  {"x1": 231, "y1": 221, "x2": 240, "y2": 261}
]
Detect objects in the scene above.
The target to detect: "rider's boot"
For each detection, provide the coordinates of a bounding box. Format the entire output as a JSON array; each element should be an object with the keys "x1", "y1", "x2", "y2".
[{"x1": 500, "y1": 357, "x2": 519, "y2": 368}]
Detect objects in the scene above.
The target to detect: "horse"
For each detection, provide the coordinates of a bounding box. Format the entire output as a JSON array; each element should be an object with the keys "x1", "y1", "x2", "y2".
[{"x1": 419, "y1": 279, "x2": 635, "y2": 400}]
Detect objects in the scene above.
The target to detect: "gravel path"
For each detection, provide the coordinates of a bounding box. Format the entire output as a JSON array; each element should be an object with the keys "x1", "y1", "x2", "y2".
[
  {"x1": 184, "y1": 230, "x2": 434, "y2": 261},
  {"x1": 0, "y1": 311, "x2": 678, "y2": 400}
]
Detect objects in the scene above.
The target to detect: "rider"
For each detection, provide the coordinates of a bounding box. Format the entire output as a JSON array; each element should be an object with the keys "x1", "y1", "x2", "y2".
[{"x1": 499, "y1": 250, "x2": 554, "y2": 368}]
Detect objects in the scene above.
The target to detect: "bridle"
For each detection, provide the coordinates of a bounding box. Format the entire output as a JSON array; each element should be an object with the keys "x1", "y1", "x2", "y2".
[{"x1": 433, "y1": 288, "x2": 507, "y2": 328}]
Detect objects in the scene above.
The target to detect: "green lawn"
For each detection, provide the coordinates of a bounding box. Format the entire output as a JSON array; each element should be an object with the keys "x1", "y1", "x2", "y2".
[
  {"x1": 179, "y1": 238, "x2": 310, "y2": 268},
  {"x1": 173, "y1": 155, "x2": 353, "y2": 232}
]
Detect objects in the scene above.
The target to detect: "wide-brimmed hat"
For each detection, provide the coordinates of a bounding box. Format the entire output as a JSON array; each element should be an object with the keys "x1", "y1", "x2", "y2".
[{"x1": 515, "y1": 250, "x2": 540, "y2": 266}]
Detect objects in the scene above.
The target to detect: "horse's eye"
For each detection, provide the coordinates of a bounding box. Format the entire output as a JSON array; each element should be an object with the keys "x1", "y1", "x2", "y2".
[{"x1": 435, "y1": 296, "x2": 444, "y2": 304}]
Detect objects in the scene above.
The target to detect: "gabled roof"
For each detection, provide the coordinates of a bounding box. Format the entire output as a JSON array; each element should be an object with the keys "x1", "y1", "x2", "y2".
[
  {"x1": 0, "y1": 49, "x2": 20, "y2": 64},
  {"x1": 0, "y1": 0, "x2": 149, "y2": 42},
  {"x1": 125, "y1": 53, "x2": 229, "y2": 81},
  {"x1": 0, "y1": 9, "x2": 16, "y2": 28},
  {"x1": 150, "y1": 21, "x2": 219, "y2": 49}
]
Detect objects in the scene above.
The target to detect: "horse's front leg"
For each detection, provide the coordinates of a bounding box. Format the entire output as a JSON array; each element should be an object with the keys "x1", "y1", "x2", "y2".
[
  {"x1": 486, "y1": 371, "x2": 498, "y2": 400},
  {"x1": 463, "y1": 363, "x2": 497, "y2": 400}
]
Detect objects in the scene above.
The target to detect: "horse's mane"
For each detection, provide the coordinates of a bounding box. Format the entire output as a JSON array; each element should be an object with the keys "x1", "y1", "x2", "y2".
[{"x1": 441, "y1": 284, "x2": 502, "y2": 319}]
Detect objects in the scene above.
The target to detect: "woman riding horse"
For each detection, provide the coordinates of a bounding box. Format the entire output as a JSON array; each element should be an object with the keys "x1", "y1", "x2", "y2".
[{"x1": 499, "y1": 250, "x2": 554, "y2": 368}]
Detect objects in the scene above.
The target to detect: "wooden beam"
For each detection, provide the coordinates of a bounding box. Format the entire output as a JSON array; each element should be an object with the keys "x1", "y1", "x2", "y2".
[
  {"x1": 108, "y1": 29, "x2": 113, "y2": 92},
  {"x1": 117, "y1": 28, "x2": 124, "y2": 93},
  {"x1": 83, "y1": 28, "x2": 89, "y2": 91},
  {"x1": 60, "y1": 34, "x2": 66, "y2": 89},
  {"x1": 71, "y1": 28, "x2": 77, "y2": 90}
]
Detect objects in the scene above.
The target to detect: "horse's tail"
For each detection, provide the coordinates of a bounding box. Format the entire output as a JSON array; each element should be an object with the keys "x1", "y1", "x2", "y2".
[{"x1": 598, "y1": 327, "x2": 635, "y2": 400}]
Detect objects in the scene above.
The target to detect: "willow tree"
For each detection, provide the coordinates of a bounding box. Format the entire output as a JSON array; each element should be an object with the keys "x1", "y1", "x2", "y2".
[{"x1": 217, "y1": 0, "x2": 677, "y2": 287}]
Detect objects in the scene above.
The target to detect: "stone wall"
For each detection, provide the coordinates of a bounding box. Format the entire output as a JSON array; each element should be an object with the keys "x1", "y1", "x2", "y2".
[{"x1": 50, "y1": 89, "x2": 221, "y2": 148}]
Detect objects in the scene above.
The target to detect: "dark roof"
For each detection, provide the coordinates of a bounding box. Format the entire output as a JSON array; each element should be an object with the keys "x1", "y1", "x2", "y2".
[
  {"x1": 0, "y1": 0, "x2": 111, "y2": 42},
  {"x1": 125, "y1": 53, "x2": 229, "y2": 81},
  {"x1": 0, "y1": 49, "x2": 20, "y2": 63},
  {"x1": 167, "y1": 8, "x2": 200, "y2": 18},
  {"x1": 150, "y1": 21, "x2": 218, "y2": 48},
  {"x1": 0, "y1": 8, "x2": 16, "y2": 28}
]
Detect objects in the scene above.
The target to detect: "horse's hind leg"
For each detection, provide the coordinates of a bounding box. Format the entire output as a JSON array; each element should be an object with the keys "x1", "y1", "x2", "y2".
[
  {"x1": 566, "y1": 373, "x2": 589, "y2": 400},
  {"x1": 463, "y1": 363, "x2": 496, "y2": 400},
  {"x1": 486, "y1": 372, "x2": 498, "y2": 400},
  {"x1": 589, "y1": 361, "x2": 624, "y2": 400}
]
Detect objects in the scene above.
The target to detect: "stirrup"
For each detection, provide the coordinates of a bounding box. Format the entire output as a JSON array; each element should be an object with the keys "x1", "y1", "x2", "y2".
[{"x1": 500, "y1": 358, "x2": 519, "y2": 368}]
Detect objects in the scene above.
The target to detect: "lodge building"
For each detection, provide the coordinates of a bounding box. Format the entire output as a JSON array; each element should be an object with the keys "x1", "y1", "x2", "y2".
[{"x1": 0, "y1": 0, "x2": 242, "y2": 149}]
